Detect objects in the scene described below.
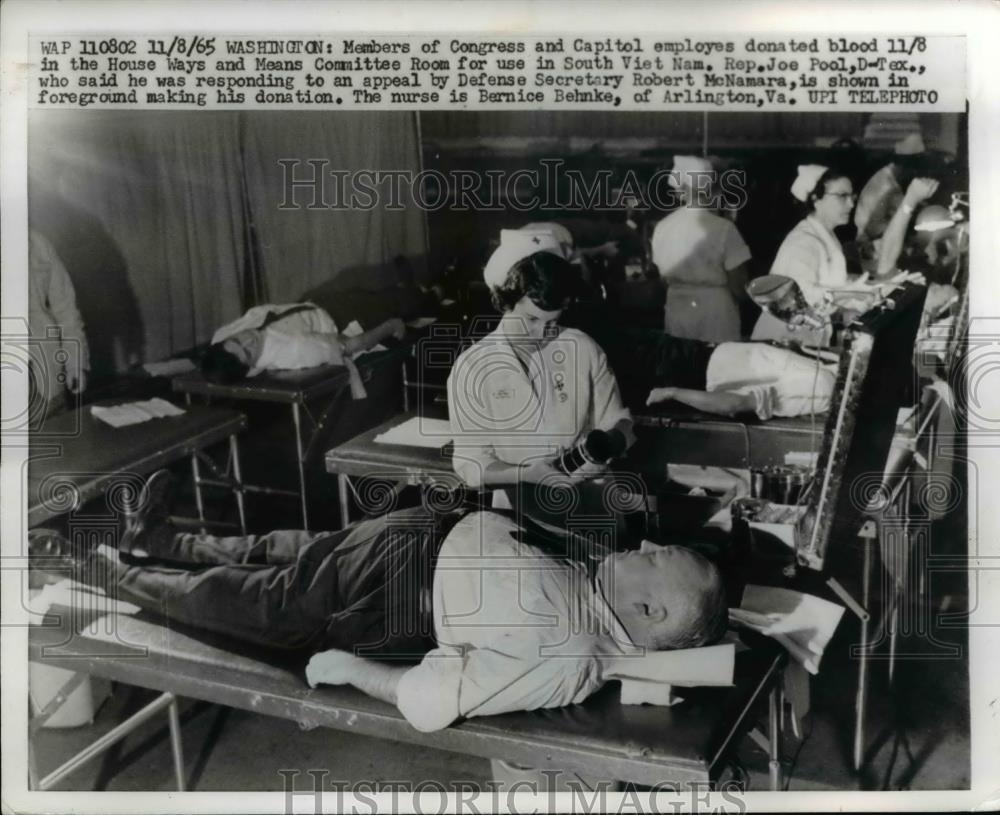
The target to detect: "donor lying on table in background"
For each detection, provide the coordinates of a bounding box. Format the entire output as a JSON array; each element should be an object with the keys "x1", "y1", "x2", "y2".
[{"x1": 200, "y1": 302, "x2": 405, "y2": 396}]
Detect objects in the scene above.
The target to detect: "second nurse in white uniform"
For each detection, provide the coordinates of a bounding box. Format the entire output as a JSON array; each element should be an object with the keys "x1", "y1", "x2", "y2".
[{"x1": 752, "y1": 164, "x2": 855, "y2": 346}]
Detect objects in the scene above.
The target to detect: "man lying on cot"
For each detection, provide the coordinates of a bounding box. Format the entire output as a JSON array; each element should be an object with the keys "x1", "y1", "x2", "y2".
[
  {"x1": 586, "y1": 321, "x2": 838, "y2": 420},
  {"x1": 200, "y1": 302, "x2": 406, "y2": 394},
  {"x1": 30, "y1": 470, "x2": 727, "y2": 733},
  {"x1": 637, "y1": 334, "x2": 838, "y2": 420}
]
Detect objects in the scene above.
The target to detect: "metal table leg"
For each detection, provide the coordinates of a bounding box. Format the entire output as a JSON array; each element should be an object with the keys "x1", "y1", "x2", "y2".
[
  {"x1": 291, "y1": 402, "x2": 310, "y2": 530},
  {"x1": 229, "y1": 434, "x2": 247, "y2": 535},
  {"x1": 402, "y1": 359, "x2": 410, "y2": 413},
  {"x1": 853, "y1": 531, "x2": 874, "y2": 771},
  {"x1": 768, "y1": 684, "x2": 783, "y2": 791},
  {"x1": 34, "y1": 689, "x2": 185, "y2": 791},
  {"x1": 190, "y1": 453, "x2": 207, "y2": 534},
  {"x1": 167, "y1": 695, "x2": 186, "y2": 791},
  {"x1": 338, "y1": 474, "x2": 351, "y2": 530}
]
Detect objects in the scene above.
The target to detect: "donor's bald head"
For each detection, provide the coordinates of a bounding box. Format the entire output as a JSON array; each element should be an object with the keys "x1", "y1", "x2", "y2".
[{"x1": 599, "y1": 541, "x2": 728, "y2": 651}]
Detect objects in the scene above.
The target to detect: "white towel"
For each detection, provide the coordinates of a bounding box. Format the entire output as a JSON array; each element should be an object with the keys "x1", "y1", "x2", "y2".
[{"x1": 606, "y1": 643, "x2": 735, "y2": 706}]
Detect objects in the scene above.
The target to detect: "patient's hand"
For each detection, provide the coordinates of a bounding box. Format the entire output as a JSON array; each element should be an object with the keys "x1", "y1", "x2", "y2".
[
  {"x1": 305, "y1": 648, "x2": 359, "y2": 688},
  {"x1": 646, "y1": 387, "x2": 677, "y2": 406}
]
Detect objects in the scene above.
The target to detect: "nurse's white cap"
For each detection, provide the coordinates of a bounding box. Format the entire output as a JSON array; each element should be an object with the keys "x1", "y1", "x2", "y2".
[
  {"x1": 483, "y1": 229, "x2": 564, "y2": 289},
  {"x1": 791, "y1": 164, "x2": 829, "y2": 202},
  {"x1": 668, "y1": 155, "x2": 714, "y2": 189},
  {"x1": 520, "y1": 221, "x2": 574, "y2": 249}
]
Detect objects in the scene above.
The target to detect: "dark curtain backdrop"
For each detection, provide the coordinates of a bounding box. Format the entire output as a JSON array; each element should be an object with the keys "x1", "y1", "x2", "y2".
[
  {"x1": 242, "y1": 111, "x2": 428, "y2": 302},
  {"x1": 27, "y1": 110, "x2": 427, "y2": 374}
]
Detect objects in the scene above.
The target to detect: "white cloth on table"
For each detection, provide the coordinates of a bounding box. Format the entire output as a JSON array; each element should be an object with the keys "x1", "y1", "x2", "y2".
[
  {"x1": 373, "y1": 417, "x2": 452, "y2": 448},
  {"x1": 90, "y1": 398, "x2": 185, "y2": 428}
]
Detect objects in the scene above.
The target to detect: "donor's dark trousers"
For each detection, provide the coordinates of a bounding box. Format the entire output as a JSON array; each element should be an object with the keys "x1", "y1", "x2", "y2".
[{"x1": 103, "y1": 507, "x2": 462, "y2": 657}]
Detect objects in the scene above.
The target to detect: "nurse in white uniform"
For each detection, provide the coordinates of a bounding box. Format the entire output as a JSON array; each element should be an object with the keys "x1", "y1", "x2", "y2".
[
  {"x1": 651, "y1": 155, "x2": 752, "y2": 343},
  {"x1": 752, "y1": 164, "x2": 856, "y2": 346},
  {"x1": 448, "y1": 230, "x2": 634, "y2": 493}
]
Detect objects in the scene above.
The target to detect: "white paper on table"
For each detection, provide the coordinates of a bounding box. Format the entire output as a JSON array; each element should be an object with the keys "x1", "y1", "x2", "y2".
[
  {"x1": 374, "y1": 417, "x2": 452, "y2": 449},
  {"x1": 729, "y1": 585, "x2": 845, "y2": 675},
  {"x1": 91, "y1": 398, "x2": 186, "y2": 428}
]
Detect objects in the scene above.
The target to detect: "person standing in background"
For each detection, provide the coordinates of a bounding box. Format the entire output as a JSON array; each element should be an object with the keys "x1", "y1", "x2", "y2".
[
  {"x1": 651, "y1": 155, "x2": 752, "y2": 343},
  {"x1": 28, "y1": 229, "x2": 89, "y2": 417}
]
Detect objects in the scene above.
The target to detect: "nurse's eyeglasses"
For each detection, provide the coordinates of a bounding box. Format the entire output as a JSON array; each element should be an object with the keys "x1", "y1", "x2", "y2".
[{"x1": 824, "y1": 191, "x2": 857, "y2": 202}]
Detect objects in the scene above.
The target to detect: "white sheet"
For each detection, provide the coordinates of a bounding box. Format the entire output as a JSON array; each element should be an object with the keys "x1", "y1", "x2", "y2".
[{"x1": 373, "y1": 417, "x2": 452, "y2": 448}]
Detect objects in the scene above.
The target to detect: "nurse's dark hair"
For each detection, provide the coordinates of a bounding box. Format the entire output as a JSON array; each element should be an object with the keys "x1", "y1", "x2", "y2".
[
  {"x1": 804, "y1": 168, "x2": 851, "y2": 212},
  {"x1": 200, "y1": 344, "x2": 249, "y2": 384},
  {"x1": 490, "y1": 251, "x2": 579, "y2": 312}
]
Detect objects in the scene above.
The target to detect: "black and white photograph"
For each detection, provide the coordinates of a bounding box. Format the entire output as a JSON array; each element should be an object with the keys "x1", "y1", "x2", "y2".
[{"x1": 2, "y1": 2, "x2": 998, "y2": 813}]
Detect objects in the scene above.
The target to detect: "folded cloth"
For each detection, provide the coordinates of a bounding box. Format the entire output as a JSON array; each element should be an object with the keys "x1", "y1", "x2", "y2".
[
  {"x1": 729, "y1": 585, "x2": 844, "y2": 675},
  {"x1": 606, "y1": 643, "x2": 735, "y2": 706},
  {"x1": 90, "y1": 398, "x2": 186, "y2": 428},
  {"x1": 619, "y1": 679, "x2": 683, "y2": 706}
]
